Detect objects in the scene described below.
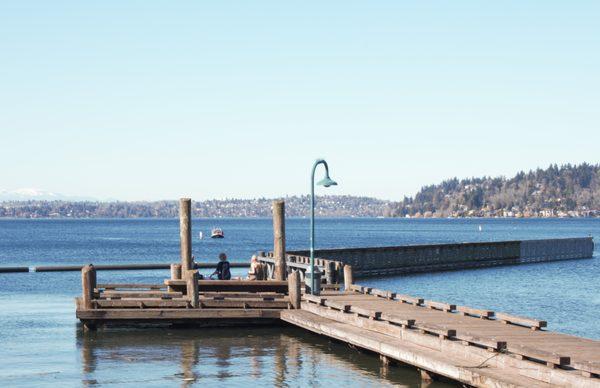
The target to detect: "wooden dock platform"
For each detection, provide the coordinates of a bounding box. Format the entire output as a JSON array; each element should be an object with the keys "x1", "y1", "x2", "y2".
[
  {"x1": 280, "y1": 286, "x2": 600, "y2": 387},
  {"x1": 74, "y1": 198, "x2": 600, "y2": 387}
]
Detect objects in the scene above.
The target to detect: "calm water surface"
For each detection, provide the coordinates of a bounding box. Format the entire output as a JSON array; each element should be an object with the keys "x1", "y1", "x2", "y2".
[{"x1": 0, "y1": 218, "x2": 598, "y2": 387}]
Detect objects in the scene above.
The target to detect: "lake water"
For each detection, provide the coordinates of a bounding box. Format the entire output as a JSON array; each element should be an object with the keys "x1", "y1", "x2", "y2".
[{"x1": 0, "y1": 218, "x2": 598, "y2": 387}]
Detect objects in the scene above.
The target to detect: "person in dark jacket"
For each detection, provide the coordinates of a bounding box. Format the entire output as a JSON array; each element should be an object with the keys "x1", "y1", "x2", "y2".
[{"x1": 212, "y1": 252, "x2": 231, "y2": 280}]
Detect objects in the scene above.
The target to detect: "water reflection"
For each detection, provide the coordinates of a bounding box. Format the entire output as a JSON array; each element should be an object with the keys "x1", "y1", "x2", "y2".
[{"x1": 77, "y1": 326, "x2": 454, "y2": 387}]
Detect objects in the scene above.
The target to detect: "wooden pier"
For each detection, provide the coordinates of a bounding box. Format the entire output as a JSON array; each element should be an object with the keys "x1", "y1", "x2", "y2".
[{"x1": 75, "y1": 198, "x2": 600, "y2": 387}]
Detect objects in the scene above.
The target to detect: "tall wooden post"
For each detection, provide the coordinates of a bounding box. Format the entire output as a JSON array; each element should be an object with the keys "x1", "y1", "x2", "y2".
[
  {"x1": 272, "y1": 200, "x2": 286, "y2": 280},
  {"x1": 186, "y1": 270, "x2": 199, "y2": 308},
  {"x1": 288, "y1": 270, "x2": 301, "y2": 309},
  {"x1": 344, "y1": 264, "x2": 354, "y2": 291},
  {"x1": 81, "y1": 264, "x2": 96, "y2": 309},
  {"x1": 180, "y1": 198, "x2": 193, "y2": 274}
]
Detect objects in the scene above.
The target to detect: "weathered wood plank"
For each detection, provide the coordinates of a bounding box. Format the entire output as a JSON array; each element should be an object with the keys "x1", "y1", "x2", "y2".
[
  {"x1": 99, "y1": 291, "x2": 183, "y2": 299},
  {"x1": 165, "y1": 280, "x2": 288, "y2": 293},
  {"x1": 94, "y1": 299, "x2": 188, "y2": 308},
  {"x1": 323, "y1": 299, "x2": 351, "y2": 312},
  {"x1": 456, "y1": 305, "x2": 494, "y2": 319},
  {"x1": 77, "y1": 308, "x2": 282, "y2": 320},
  {"x1": 495, "y1": 312, "x2": 547, "y2": 330},
  {"x1": 200, "y1": 300, "x2": 289, "y2": 309},
  {"x1": 97, "y1": 283, "x2": 165, "y2": 290},
  {"x1": 303, "y1": 294, "x2": 325, "y2": 305},
  {"x1": 453, "y1": 331, "x2": 507, "y2": 350},
  {"x1": 423, "y1": 300, "x2": 456, "y2": 312},
  {"x1": 369, "y1": 288, "x2": 396, "y2": 299},
  {"x1": 379, "y1": 312, "x2": 415, "y2": 327},
  {"x1": 394, "y1": 294, "x2": 424, "y2": 305},
  {"x1": 572, "y1": 361, "x2": 600, "y2": 376},
  {"x1": 349, "y1": 305, "x2": 381, "y2": 319},
  {"x1": 199, "y1": 292, "x2": 286, "y2": 299},
  {"x1": 506, "y1": 343, "x2": 570, "y2": 366}
]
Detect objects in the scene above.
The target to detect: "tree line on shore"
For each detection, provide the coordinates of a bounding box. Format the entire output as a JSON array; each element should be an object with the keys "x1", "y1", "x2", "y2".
[
  {"x1": 1, "y1": 163, "x2": 599, "y2": 218},
  {"x1": 383, "y1": 163, "x2": 600, "y2": 218}
]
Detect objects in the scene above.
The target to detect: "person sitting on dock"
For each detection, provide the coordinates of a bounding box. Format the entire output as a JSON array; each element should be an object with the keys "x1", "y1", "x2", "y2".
[
  {"x1": 247, "y1": 255, "x2": 259, "y2": 280},
  {"x1": 211, "y1": 252, "x2": 231, "y2": 280}
]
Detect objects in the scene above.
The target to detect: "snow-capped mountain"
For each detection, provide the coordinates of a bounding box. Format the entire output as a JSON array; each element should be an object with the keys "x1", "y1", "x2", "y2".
[{"x1": 0, "y1": 188, "x2": 96, "y2": 202}]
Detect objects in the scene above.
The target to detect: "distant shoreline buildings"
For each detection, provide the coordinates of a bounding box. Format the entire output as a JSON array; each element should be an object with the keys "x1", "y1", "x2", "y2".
[{"x1": 2, "y1": 164, "x2": 598, "y2": 219}]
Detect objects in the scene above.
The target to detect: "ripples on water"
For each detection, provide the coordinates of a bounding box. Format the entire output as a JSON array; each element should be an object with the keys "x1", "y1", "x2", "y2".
[{"x1": 0, "y1": 218, "x2": 598, "y2": 386}]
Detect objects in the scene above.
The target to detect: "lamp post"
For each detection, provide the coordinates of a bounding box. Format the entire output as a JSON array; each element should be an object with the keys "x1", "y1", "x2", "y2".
[{"x1": 307, "y1": 159, "x2": 337, "y2": 295}]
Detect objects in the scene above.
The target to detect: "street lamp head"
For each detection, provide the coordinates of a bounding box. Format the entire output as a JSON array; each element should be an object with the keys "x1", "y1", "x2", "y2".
[{"x1": 317, "y1": 176, "x2": 337, "y2": 188}]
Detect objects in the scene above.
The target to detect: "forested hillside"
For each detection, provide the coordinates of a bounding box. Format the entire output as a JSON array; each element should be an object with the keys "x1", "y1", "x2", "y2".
[{"x1": 384, "y1": 163, "x2": 600, "y2": 218}]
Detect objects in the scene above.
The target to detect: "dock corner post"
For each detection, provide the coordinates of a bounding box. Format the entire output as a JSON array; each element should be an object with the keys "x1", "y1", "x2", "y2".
[
  {"x1": 272, "y1": 200, "x2": 286, "y2": 280},
  {"x1": 186, "y1": 270, "x2": 199, "y2": 308},
  {"x1": 179, "y1": 198, "x2": 193, "y2": 275},
  {"x1": 81, "y1": 264, "x2": 96, "y2": 310},
  {"x1": 288, "y1": 270, "x2": 301, "y2": 309},
  {"x1": 344, "y1": 264, "x2": 354, "y2": 291}
]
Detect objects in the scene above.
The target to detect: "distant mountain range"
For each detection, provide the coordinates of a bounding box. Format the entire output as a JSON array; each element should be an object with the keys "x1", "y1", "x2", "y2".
[
  {"x1": 0, "y1": 188, "x2": 95, "y2": 202},
  {"x1": 2, "y1": 163, "x2": 599, "y2": 218}
]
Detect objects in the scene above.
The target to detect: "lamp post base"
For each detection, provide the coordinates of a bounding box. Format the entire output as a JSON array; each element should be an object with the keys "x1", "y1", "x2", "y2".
[{"x1": 304, "y1": 271, "x2": 321, "y2": 295}]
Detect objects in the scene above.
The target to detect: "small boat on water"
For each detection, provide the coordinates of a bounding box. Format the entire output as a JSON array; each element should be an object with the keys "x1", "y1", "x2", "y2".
[{"x1": 211, "y1": 227, "x2": 224, "y2": 239}]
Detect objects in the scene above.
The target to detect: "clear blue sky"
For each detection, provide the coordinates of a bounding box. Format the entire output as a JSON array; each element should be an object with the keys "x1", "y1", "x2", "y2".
[{"x1": 1, "y1": 1, "x2": 598, "y2": 201}]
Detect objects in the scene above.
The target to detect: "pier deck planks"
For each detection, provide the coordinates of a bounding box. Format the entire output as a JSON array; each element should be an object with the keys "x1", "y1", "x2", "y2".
[{"x1": 283, "y1": 290, "x2": 600, "y2": 387}]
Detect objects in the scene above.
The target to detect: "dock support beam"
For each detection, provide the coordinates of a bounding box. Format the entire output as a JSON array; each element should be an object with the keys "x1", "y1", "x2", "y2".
[
  {"x1": 344, "y1": 265, "x2": 354, "y2": 291},
  {"x1": 180, "y1": 198, "x2": 193, "y2": 274},
  {"x1": 288, "y1": 270, "x2": 301, "y2": 309},
  {"x1": 273, "y1": 200, "x2": 286, "y2": 280},
  {"x1": 186, "y1": 270, "x2": 199, "y2": 308},
  {"x1": 81, "y1": 264, "x2": 96, "y2": 310}
]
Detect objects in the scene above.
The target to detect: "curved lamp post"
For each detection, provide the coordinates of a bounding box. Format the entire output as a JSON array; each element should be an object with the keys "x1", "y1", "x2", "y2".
[{"x1": 308, "y1": 159, "x2": 337, "y2": 295}]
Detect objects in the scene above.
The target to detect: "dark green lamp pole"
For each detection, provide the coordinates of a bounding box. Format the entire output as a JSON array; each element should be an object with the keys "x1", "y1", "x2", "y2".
[{"x1": 308, "y1": 158, "x2": 337, "y2": 295}]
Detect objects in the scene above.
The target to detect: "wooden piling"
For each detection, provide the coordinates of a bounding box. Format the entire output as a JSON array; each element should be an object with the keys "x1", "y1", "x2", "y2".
[
  {"x1": 171, "y1": 263, "x2": 182, "y2": 280},
  {"x1": 344, "y1": 265, "x2": 354, "y2": 291},
  {"x1": 288, "y1": 270, "x2": 301, "y2": 309},
  {"x1": 81, "y1": 264, "x2": 96, "y2": 310},
  {"x1": 272, "y1": 200, "x2": 286, "y2": 280},
  {"x1": 325, "y1": 261, "x2": 335, "y2": 284},
  {"x1": 179, "y1": 198, "x2": 193, "y2": 274},
  {"x1": 186, "y1": 270, "x2": 199, "y2": 308},
  {"x1": 169, "y1": 264, "x2": 182, "y2": 292}
]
